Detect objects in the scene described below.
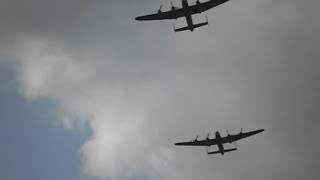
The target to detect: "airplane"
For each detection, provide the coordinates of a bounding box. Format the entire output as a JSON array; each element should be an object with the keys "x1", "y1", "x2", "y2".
[
  {"x1": 175, "y1": 128, "x2": 264, "y2": 155},
  {"x1": 135, "y1": 0, "x2": 230, "y2": 32}
]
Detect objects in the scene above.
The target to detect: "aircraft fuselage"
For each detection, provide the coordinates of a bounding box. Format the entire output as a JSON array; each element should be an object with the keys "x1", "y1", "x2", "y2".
[
  {"x1": 215, "y1": 131, "x2": 225, "y2": 155},
  {"x1": 181, "y1": 0, "x2": 194, "y2": 31}
]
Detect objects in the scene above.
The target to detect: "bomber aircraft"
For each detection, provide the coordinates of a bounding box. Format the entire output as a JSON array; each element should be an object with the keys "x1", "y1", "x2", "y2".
[
  {"x1": 135, "y1": 0, "x2": 230, "y2": 32},
  {"x1": 175, "y1": 128, "x2": 264, "y2": 155}
]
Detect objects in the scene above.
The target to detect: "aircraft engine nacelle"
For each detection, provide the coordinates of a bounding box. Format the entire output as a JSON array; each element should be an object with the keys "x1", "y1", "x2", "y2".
[
  {"x1": 170, "y1": 2, "x2": 178, "y2": 19},
  {"x1": 227, "y1": 134, "x2": 232, "y2": 143},
  {"x1": 171, "y1": 7, "x2": 176, "y2": 19},
  {"x1": 157, "y1": 5, "x2": 163, "y2": 17},
  {"x1": 196, "y1": 0, "x2": 202, "y2": 13},
  {"x1": 226, "y1": 130, "x2": 233, "y2": 143}
]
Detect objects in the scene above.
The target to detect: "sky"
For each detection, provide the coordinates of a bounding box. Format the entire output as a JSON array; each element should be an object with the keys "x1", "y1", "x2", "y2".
[{"x1": 0, "y1": 0, "x2": 320, "y2": 180}]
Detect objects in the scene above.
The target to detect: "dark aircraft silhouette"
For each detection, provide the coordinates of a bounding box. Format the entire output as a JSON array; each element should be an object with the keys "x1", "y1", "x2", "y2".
[
  {"x1": 135, "y1": 0, "x2": 230, "y2": 32},
  {"x1": 175, "y1": 128, "x2": 264, "y2": 155}
]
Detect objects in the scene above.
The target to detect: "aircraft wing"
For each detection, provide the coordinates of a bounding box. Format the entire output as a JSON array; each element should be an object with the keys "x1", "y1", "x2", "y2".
[
  {"x1": 229, "y1": 129, "x2": 265, "y2": 142},
  {"x1": 175, "y1": 129, "x2": 264, "y2": 146},
  {"x1": 135, "y1": 8, "x2": 185, "y2": 21},
  {"x1": 175, "y1": 138, "x2": 219, "y2": 146},
  {"x1": 188, "y1": 0, "x2": 231, "y2": 15}
]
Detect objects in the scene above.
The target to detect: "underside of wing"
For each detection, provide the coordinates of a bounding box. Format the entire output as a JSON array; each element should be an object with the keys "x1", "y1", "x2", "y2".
[
  {"x1": 175, "y1": 141, "x2": 207, "y2": 146},
  {"x1": 175, "y1": 138, "x2": 218, "y2": 146},
  {"x1": 230, "y1": 129, "x2": 265, "y2": 142},
  {"x1": 135, "y1": 8, "x2": 185, "y2": 21},
  {"x1": 188, "y1": 0, "x2": 231, "y2": 15}
]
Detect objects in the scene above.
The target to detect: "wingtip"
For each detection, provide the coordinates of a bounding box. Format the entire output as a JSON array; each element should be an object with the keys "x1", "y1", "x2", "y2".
[{"x1": 135, "y1": 16, "x2": 142, "y2": 21}]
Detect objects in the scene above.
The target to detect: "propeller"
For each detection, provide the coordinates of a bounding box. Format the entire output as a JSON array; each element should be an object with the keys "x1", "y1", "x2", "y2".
[
  {"x1": 194, "y1": 135, "x2": 199, "y2": 141},
  {"x1": 226, "y1": 130, "x2": 232, "y2": 143},
  {"x1": 239, "y1": 128, "x2": 243, "y2": 135},
  {"x1": 170, "y1": 2, "x2": 179, "y2": 19},
  {"x1": 153, "y1": 5, "x2": 163, "y2": 13},
  {"x1": 192, "y1": 0, "x2": 202, "y2": 14},
  {"x1": 159, "y1": 5, "x2": 163, "y2": 13},
  {"x1": 171, "y1": 1, "x2": 178, "y2": 10},
  {"x1": 191, "y1": 0, "x2": 201, "y2": 5},
  {"x1": 206, "y1": 133, "x2": 210, "y2": 140}
]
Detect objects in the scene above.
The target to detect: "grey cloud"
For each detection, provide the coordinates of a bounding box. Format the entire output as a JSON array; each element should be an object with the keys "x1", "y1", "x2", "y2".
[{"x1": 1, "y1": 0, "x2": 320, "y2": 180}]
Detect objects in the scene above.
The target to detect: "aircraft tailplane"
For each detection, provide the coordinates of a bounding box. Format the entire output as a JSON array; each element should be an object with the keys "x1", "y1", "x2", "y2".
[
  {"x1": 206, "y1": 147, "x2": 237, "y2": 155},
  {"x1": 174, "y1": 21, "x2": 208, "y2": 32},
  {"x1": 206, "y1": 150, "x2": 222, "y2": 155},
  {"x1": 174, "y1": 25, "x2": 191, "y2": 32},
  {"x1": 193, "y1": 21, "x2": 208, "y2": 29},
  {"x1": 223, "y1": 148, "x2": 237, "y2": 153}
]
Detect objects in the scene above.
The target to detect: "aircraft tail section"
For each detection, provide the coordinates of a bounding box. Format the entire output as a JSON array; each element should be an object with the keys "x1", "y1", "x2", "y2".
[
  {"x1": 206, "y1": 143, "x2": 237, "y2": 155},
  {"x1": 206, "y1": 148, "x2": 237, "y2": 155},
  {"x1": 193, "y1": 21, "x2": 208, "y2": 29},
  {"x1": 174, "y1": 21, "x2": 208, "y2": 32},
  {"x1": 192, "y1": 15, "x2": 209, "y2": 31},
  {"x1": 174, "y1": 24, "x2": 191, "y2": 32},
  {"x1": 223, "y1": 147, "x2": 237, "y2": 153},
  {"x1": 206, "y1": 150, "x2": 222, "y2": 155}
]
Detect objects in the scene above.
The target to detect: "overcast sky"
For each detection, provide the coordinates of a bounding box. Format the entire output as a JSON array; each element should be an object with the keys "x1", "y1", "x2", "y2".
[{"x1": 1, "y1": 0, "x2": 320, "y2": 180}]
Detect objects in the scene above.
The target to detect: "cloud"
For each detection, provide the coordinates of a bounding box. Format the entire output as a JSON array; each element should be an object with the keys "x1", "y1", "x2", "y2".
[
  {"x1": 11, "y1": 37, "x2": 181, "y2": 179},
  {"x1": 2, "y1": 0, "x2": 320, "y2": 180}
]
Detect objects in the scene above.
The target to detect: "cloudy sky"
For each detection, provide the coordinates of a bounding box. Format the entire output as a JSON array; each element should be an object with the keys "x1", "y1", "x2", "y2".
[{"x1": 1, "y1": 0, "x2": 320, "y2": 179}]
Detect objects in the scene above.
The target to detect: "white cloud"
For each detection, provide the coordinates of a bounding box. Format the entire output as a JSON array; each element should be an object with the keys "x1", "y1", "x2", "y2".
[
  {"x1": 12, "y1": 38, "x2": 181, "y2": 179},
  {"x1": 11, "y1": 35, "x2": 242, "y2": 180},
  {"x1": 15, "y1": 39, "x2": 92, "y2": 100}
]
